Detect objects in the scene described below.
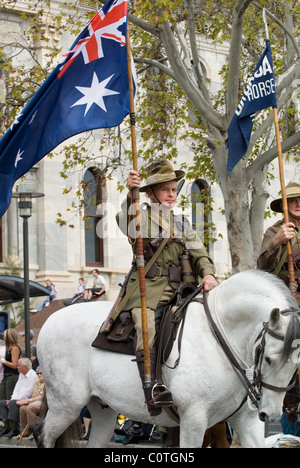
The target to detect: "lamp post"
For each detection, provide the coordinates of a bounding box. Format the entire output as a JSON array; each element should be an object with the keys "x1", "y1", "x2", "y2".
[{"x1": 12, "y1": 191, "x2": 44, "y2": 358}]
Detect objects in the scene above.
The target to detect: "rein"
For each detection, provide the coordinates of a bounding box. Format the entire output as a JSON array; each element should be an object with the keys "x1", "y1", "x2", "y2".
[{"x1": 194, "y1": 292, "x2": 298, "y2": 411}]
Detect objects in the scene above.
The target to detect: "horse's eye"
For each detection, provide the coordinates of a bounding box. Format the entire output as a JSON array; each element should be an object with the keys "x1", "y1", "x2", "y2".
[{"x1": 265, "y1": 356, "x2": 272, "y2": 365}]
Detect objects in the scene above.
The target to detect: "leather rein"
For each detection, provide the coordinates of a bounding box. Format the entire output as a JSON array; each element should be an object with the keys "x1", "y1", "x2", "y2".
[{"x1": 194, "y1": 292, "x2": 298, "y2": 411}]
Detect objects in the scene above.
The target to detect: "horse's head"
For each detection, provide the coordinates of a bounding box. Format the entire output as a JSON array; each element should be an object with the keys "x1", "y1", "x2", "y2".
[{"x1": 255, "y1": 308, "x2": 300, "y2": 423}]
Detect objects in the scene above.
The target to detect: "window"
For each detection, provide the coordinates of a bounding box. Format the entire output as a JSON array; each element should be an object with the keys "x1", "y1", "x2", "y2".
[
  {"x1": 191, "y1": 179, "x2": 210, "y2": 251},
  {"x1": 83, "y1": 168, "x2": 104, "y2": 267}
]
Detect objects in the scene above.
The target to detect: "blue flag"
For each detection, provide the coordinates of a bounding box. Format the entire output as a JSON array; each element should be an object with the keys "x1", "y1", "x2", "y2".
[
  {"x1": 227, "y1": 42, "x2": 277, "y2": 175},
  {"x1": 0, "y1": 0, "x2": 135, "y2": 218}
]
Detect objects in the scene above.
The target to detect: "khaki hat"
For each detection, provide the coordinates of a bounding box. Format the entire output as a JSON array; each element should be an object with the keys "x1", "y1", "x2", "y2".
[
  {"x1": 270, "y1": 181, "x2": 300, "y2": 213},
  {"x1": 139, "y1": 159, "x2": 185, "y2": 193}
]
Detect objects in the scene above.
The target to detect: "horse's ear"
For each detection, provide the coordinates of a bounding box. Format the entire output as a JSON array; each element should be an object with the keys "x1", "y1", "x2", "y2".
[{"x1": 269, "y1": 308, "x2": 281, "y2": 328}]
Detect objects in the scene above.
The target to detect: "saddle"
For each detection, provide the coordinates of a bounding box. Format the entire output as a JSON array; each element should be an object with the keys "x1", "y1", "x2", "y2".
[{"x1": 91, "y1": 283, "x2": 201, "y2": 360}]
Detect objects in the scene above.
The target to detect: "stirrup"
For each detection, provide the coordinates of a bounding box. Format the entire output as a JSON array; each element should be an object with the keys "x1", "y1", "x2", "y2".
[{"x1": 151, "y1": 383, "x2": 174, "y2": 406}]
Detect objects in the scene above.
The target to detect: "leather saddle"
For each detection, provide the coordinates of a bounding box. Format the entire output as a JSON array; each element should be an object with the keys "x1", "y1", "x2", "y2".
[{"x1": 92, "y1": 283, "x2": 201, "y2": 360}]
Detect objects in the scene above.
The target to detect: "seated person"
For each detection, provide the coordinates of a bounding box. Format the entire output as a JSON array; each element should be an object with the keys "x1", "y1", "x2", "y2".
[
  {"x1": 32, "y1": 279, "x2": 57, "y2": 312},
  {"x1": 83, "y1": 269, "x2": 106, "y2": 301},
  {"x1": 17, "y1": 367, "x2": 45, "y2": 440},
  {"x1": 0, "y1": 358, "x2": 38, "y2": 438},
  {"x1": 64, "y1": 278, "x2": 87, "y2": 306}
]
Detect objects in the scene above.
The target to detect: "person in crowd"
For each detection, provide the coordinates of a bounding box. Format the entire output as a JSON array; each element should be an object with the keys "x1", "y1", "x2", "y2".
[
  {"x1": 17, "y1": 367, "x2": 45, "y2": 440},
  {"x1": 64, "y1": 277, "x2": 87, "y2": 306},
  {"x1": 0, "y1": 329, "x2": 21, "y2": 401},
  {"x1": 32, "y1": 279, "x2": 58, "y2": 312},
  {"x1": 257, "y1": 181, "x2": 300, "y2": 305},
  {"x1": 83, "y1": 269, "x2": 106, "y2": 301},
  {"x1": 116, "y1": 159, "x2": 217, "y2": 416},
  {"x1": 0, "y1": 358, "x2": 38, "y2": 438},
  {"x1": 19, "y1": 330, "x2": 37, "y2": 370}
]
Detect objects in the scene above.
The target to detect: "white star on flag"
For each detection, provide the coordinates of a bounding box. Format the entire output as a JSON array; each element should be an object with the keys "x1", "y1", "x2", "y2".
[
  {"x1": 15, "y1": 149, "x2": 24, "y2": 168},
  {"x1": 71, "y1": 72, "x2": 119, "y2": 116},
  {"x1": 10, "y1": 113, "x2": 23, "y2": 131}
]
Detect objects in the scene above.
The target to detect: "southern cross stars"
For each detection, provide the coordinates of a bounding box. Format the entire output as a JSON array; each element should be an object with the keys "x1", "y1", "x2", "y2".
[
  {"x1": 71, "y1": 72, "x2": 119, "y2": 116},
  {"x1": 15, "y1": 149, "x2": 24, "y2": 168}
]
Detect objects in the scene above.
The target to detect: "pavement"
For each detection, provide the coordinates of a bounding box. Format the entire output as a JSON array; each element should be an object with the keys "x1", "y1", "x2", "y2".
[
  {"x1": 0, "y1": 422, "x2": 284, "y2": 449},
  {"x1": 0, "y1": 435, "x2": 161, "y2": 449}
]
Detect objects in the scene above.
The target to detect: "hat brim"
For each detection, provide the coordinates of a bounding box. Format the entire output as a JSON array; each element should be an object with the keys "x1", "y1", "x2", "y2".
[
  {"x1": 139, "y1": 170, "x2": 185, "y2": 192},
  {"x1": 271, "y1": 192, "x2": 300, "y2": 213}
]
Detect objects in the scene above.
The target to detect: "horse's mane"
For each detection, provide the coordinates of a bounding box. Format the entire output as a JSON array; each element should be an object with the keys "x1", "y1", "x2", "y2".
[
  {"x1": 233, "y1": 270, "x2": 298, "y2": 310},
  {"x1": 227, "y1": 271, "x2": 300, "y2": 364},
  {"x1": 240, "y1": 270, "x2": 300, "y2": 364},
  {"x1": 282, "y1": 314, "x2": 300, "y2": 364}
]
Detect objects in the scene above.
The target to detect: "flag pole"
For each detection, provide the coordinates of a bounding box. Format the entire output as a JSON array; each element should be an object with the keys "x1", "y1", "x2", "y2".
[
  {"x1": 126, "y1": 26, "x2": 152, "y2": 388},
  {"x1": 263, "y1": 9, "x2": 297, "y2": 299},
  {"x1": 273, "y1": 107, "x2": 297, "y2": 299}
]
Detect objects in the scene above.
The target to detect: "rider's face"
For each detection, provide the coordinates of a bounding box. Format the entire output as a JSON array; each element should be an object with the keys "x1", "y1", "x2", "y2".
[
  {"x1": 288, "y1": 197, "x2": 300, "y2": 218},
  {"x1": 148, "y1": 181, "x2": 178, "y2": 208}
]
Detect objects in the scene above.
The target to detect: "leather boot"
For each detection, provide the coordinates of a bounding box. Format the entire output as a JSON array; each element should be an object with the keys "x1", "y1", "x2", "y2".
[{"x1": 136, "y1": 348, "x2": 173, "y2": 417}]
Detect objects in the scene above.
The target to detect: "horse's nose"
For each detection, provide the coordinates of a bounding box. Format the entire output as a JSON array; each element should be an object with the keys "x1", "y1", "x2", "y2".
[{"x1": 259, "y1": 412, "x2": 269, "y2": 423}]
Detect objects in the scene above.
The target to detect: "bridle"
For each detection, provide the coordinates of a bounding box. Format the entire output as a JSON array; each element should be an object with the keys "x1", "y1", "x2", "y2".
[
  {"x1": 196, "y1": 292, "x2": 299, "y2": 411},
  {"x1": 252, "y1": 318, "x2": 297, "y2": 400}
]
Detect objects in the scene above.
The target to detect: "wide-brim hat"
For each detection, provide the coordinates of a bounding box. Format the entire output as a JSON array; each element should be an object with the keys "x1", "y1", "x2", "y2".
[
  {"x1": 139, "y1": 159, "x2": 185, "y2": 193},
  {"x1": 270, "y1": 181, "x2": 300, "y2": 213}
]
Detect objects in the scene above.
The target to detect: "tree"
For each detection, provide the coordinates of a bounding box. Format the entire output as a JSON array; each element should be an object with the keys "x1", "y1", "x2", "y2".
[
  {"x1": 0, "y1": 0, "x2": 299, "y2": 272},
  {"x1": 129, "y1": 0, "x2": 300, "y2": 271}
]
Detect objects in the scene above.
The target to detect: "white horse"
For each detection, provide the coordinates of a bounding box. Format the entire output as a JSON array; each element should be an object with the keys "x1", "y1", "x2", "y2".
[{"x1": 37, "y1": 271, "x2": 300, "y2": 448}]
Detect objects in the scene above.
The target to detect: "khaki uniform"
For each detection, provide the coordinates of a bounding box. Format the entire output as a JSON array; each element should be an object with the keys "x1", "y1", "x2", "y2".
[
  {"x1": 257, "y1": 220, "x2": 300, "y2": 305},
  {"x1": 117, "y1": 198, "x2": 216, "y2": 349}
]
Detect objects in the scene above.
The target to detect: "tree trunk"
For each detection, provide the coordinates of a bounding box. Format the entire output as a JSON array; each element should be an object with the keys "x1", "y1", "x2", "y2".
[{"x1": 213, "y1": 147, "x2": 256, "y2": 272}]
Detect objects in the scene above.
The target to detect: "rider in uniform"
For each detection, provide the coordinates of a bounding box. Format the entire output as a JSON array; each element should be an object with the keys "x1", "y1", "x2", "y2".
[
  {"x1": 116, "y1": 159, "x2": 218, "y2": 415},
  {"x1": 257, "y1": 181, "x2": 300, "y2": 306}
]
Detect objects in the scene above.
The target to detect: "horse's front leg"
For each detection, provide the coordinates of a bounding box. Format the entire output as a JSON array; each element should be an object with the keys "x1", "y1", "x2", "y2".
[
  {"x1": 179, "y1": 409, "x2": 207, "y2": 448},
  {"x1": 229, "y1": 408, "x2": 265, "y2": 448}
]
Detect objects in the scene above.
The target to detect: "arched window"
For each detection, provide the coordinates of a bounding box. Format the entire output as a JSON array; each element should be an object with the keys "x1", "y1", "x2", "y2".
[
  {"x1": 191, "y1": 179, "x2": 210, "y2": 251},
  {"x1": 83, "y1": 168, "x2": 104, "y2": 267}
]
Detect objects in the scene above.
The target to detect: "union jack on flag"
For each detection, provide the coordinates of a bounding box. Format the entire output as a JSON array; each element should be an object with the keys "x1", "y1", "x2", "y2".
[
  {"x1": 0, "y1": 0, "x2": 135, "y2": 218},
  {"x1": 58, "y1": 0, "x2": 127, "y2": 78}
]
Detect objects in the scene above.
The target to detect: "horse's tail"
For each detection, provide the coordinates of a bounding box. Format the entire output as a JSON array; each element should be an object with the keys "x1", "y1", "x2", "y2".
[
  {"x1": 33, "y1": 393, "x2": 82, "y2": 448},
  {"x1": 32, "y1": 393, "x2": 48, "y2": 447},
  {"x1": 163, "y1": 427, "x2": 180, "y2": 447}
]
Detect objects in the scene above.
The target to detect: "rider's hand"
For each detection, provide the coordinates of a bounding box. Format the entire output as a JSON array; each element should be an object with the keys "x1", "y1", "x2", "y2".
[
  {"x1": 127, "y1": 170, "x2": 141, "y2": 191},
  {"x1": 273, "y1": 222, "x2": 296, "y2": 249},
  {"x1": 201, "y1": 275, "x2": 218, "y2": 292}
]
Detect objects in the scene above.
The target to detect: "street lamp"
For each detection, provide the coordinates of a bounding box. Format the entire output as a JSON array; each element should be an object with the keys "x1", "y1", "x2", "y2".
[{"x1": 11, "y1": 191, "x2": 44, "y2": 358}]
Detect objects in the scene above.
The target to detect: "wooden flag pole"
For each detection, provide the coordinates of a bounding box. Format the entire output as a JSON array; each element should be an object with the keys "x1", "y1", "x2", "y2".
[
  {"x1": 263, "y1": 10, "x2": 296, "y2": 299},
  {"x1": 126, "y1": 27, "x2": 152, "y2": 387},
  {"x1": 273, "y1": 106, "x2": 297, "y2": 299}
]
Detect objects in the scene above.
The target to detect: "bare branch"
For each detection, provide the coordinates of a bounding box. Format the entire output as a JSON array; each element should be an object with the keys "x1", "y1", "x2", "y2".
[
  {"x1": 158, "y1": 21, "x2": 225, "y2": 131},
  {"x1": 247, "y1": 131, "x2": 300, "y2": 181}
]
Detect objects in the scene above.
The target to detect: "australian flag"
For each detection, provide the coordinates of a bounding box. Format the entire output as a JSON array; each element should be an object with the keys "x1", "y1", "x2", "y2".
[
  {"x1": 0, "y1": 0, "x2": 134, "y2": 217},
  {"x1": 227, "y1": 42, "x2": 277, "y2": 175}
]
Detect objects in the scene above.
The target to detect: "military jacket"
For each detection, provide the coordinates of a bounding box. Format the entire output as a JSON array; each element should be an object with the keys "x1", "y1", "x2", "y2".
[
  {"x1": 257, "y1": 220, "x2": 300, "y2": 278},
  {"x1": 116, "y1": 198, "x2": 216, "y2": 311},
  {"x1": 257, "y1": 219, "x2": 300, "y2": 305}
]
